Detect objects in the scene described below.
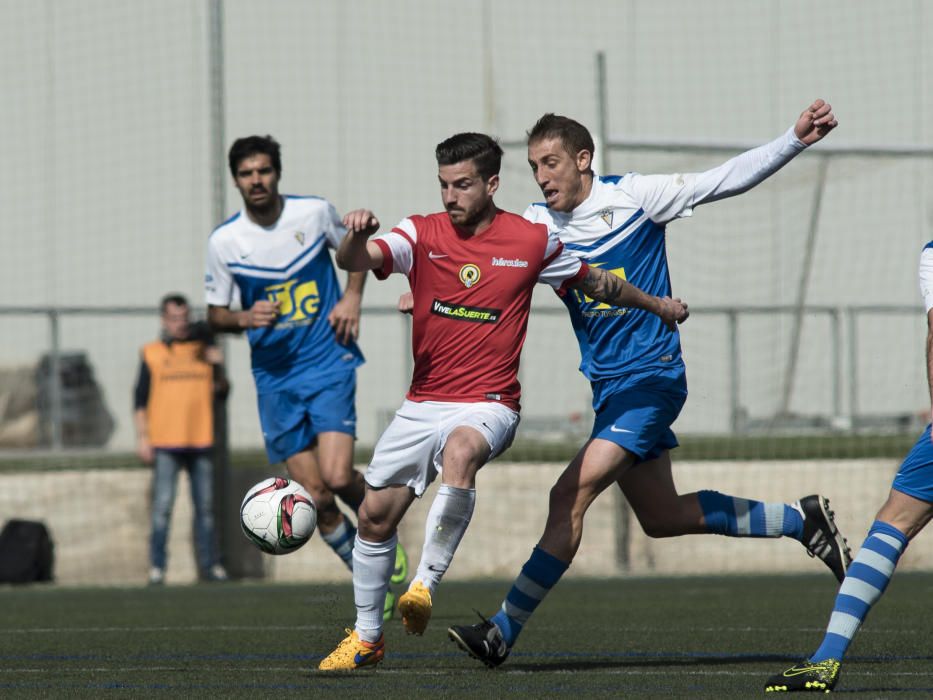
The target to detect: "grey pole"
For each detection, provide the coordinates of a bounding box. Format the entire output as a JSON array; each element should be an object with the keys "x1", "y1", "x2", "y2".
[
  {"x1": 777, "y1": 155, "x2": 830, "y2": 419},
  {"x1": 49, "y1": 309, "x2": 62, "y2": 450},
  {"x1": 595, "y1": 51, "x2": 610, "y2": 175},
  {"x1": 729, "y1": 310, "x2": 740, "y2": 433}
]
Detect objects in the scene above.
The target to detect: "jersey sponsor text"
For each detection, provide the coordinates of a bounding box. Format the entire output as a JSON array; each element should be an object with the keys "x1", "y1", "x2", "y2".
[{"x1": 431, "y1": 298, "x2": 501, "y2": 324}]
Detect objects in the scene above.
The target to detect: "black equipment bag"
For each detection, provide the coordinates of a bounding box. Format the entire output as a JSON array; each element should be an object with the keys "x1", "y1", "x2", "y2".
[{"x1": 0, "y1": 519, "x2": 54, "y2": 583}]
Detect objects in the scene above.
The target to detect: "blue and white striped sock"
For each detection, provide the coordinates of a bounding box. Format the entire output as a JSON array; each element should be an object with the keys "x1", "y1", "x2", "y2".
[
  {"x1": 491, "y1": 546, "x2": 568, "y2": 647},
  {"x1": 320, "y1": 514, "x2": 356, "y2": 571},
  {"x1": 810, "y1": 520, "x2": 908, "y2": 662},
  {"x1": 698, "y1": 490, "x2": 803, "y2": 539}
]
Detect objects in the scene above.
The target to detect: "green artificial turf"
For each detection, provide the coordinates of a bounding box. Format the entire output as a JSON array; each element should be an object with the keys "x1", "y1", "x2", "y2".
[{"x1": 2, "y1": 574, "x2": 932, "y2": 698}]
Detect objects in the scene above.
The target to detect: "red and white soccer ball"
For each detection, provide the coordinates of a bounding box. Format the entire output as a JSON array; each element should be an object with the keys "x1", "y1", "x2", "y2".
[{"x1": 240, "y1": 477, "x2": 317, "y2": 555}]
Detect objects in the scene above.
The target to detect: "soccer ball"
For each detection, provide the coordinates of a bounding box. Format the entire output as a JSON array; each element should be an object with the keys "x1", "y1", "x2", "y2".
[{"x1": 240, "y1": 477, "x2": 317, "y2": 555}]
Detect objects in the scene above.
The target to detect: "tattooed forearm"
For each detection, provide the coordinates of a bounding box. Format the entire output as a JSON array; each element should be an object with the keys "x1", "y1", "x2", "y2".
[
  {"x1": 577, "y1": 267, "x2": 652, "y2": 311},
  {"x1": 572, "y1": 266, "x2": 687, "y2": 331}
]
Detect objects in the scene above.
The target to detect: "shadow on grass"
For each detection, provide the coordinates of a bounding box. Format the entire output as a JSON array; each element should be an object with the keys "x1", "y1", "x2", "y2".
[{"x1": 502, "y1": 652, "x2": 794, "y2": 673}]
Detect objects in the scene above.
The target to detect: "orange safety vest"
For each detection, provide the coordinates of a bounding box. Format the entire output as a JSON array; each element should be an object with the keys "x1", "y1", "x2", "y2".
[{"x1": 141, "y1": 340, "x2": 214, "y2": 449}]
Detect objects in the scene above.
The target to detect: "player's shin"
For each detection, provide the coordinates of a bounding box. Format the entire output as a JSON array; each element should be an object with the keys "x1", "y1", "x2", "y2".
[
  {"x1": 697, "y1": 490, "x2": 799, "y2": 538},
  {"x1": 352, "y1": 533, "x2": 398, "y2": 642},
  {"x1": 320, "y1": 513, "x2": 356, "y2": 570},
  {"x1": 809, "y1": 520, "x2": 907, "y2": 663},
  {"x1": 414, "y1": 484, "x2": 475, "y2": 592},
  {"x1": 491, "y1": 545, "x2": 569, "y2": 647}
]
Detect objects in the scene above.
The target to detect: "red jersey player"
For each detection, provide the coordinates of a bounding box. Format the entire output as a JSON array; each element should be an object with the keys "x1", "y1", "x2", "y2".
[{"x1": 318, "y1": 132, "x2": 688, "y2": 671}]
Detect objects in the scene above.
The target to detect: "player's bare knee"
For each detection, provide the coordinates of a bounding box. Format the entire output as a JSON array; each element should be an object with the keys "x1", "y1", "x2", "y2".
[
  {"x1": 320, "y1": 468, "x2": 354, "y2": 495},
  {"x1": 356, "y1": 509, "x2": 394, "y2": 542},
  {"x1": 548, "y1": 481, "x2": 578, "y2": 516},
  {"x1": 639, "y1": 518, "x2": 678, "y2": 539},
  {"x1": 444, "y1": 443, "x2": 484, "y2": 472}
]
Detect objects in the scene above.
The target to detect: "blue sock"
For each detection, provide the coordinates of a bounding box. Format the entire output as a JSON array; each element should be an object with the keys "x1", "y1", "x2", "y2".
[
  {"x1": 698, "y1": 490, "x2": 802, "y2": 539},
  {"x1": 491, "y1": 546, "x2": 569, "y2": 647},
  {"x1": 810, "y1": 520, "x2": 908, "y2": 662},
  {"x1": 320, "y1": 514, "x2": 356, "y2": 571}
]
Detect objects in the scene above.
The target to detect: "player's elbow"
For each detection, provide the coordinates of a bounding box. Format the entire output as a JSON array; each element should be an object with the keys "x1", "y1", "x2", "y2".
[
  {"x1": 335, "y1": 248, "x2": 363, "y2": 272},
  {"x1": 207, "y1": 306, "x2": 223, "y2": 331},
  {"x1": 334, "y1": 248, "x2": 351, "y2": 270}
]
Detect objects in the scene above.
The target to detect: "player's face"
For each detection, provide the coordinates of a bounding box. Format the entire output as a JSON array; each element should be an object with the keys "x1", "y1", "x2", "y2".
[
  {"x1": 438, "y1": 160, "x2": 499, "y2": 229},
  {"x1": 161, "y1": 302, "x2": 190, "y2": 341},
  {"x1": 233, "y1": 153, "x2": 280, "y2": 213},
  {"x1": 527, "y1": 137, "x2": 592, "y2": 213}
]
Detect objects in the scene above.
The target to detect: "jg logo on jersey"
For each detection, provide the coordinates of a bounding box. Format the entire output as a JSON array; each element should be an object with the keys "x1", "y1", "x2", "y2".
[{"x1": 264, "y1": 278, "x2": 320, "y2": 327}]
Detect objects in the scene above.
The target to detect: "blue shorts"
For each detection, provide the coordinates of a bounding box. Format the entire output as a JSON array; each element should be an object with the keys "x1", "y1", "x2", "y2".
[
  {"x1": 257, "y1": 369, "x2": 357, "y2": 463},
  {"x1": 892, "y1": 423, "x2": 933, "y2": 503},
  {"x1": 590, "y1": 368, "x2": 687, "y2": 463}
]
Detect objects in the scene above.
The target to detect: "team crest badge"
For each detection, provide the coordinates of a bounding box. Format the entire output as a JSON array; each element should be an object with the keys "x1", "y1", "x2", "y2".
[
  {"x1": 599, "y1": 208, "x2": 614, "y2": 228},
  {"x1": 459, "y1": 264, "x2": 481, "y2": 288},
  {"x1": 295, "y1": 231, "x2": 306, "y2": 245}
]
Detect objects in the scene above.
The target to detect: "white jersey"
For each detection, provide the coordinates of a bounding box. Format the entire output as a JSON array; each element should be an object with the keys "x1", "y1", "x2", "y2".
[
  {"x1": 524, "y1": 175, "x2": 686, "y2": 381},
  {"x1": 525, "y1": 127, "x2": 807, "y2": 384},
  {"x1": 920, "y1": 242, "x2": 933, "y2": 313},
  {"x1": 205, "y1": 195, "x2": 363, "y2": 393}
]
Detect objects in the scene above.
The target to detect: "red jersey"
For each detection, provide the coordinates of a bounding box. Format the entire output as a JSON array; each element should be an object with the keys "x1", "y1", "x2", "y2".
[{"x1": 373, "y1": 209, "x2": 587, "y2": 411}]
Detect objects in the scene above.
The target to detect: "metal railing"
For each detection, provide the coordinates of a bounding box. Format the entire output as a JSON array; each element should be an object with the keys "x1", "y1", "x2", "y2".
[{"x1": 0, "y1": 303, "x2": 922, "y2": 449}]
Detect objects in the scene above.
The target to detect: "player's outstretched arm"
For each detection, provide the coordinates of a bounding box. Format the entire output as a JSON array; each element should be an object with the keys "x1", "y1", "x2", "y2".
[
  {"x1": 573, "y1": 267, "x2": 688, "y2": 331},
  {"x1": 655, "y1": 98, "x2": 838, "y2": 217},
  {"x1": 337, "y1": 209, "x2": 384, "y2": 271}
]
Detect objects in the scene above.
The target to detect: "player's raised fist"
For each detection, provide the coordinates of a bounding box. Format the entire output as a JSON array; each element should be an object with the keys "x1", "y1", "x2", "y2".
[
  {"x1": 795, "y1": 99, "x2": 837, "y2": 146},
  {"x1": 343, "y1": 209, "x2": 380, "y2": 237}
]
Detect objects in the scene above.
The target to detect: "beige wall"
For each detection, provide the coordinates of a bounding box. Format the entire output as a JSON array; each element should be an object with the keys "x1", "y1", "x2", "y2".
[{"x1": 3, "y1": 458, "x2": 927, "y2": 586}]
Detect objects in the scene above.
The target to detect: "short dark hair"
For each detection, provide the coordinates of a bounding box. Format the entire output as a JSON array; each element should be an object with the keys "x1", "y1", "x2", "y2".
[
  {"x1": 160, "y1": 293, "x2": 188, "y2": 313},
  {"x1": 435, "y1": 132, "x2": 503, "y2": 181},
  {"x1": 527, "y1": 114, "x2": 595, "y2": 164},
  {"x1": 228, "y1": 135, "x2": 282, "y2": 177}
]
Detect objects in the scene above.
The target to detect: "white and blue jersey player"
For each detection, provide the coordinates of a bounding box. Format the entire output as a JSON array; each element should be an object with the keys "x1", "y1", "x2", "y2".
[
  {"x1": 207, "y1": 194, "x2": 363, "y2": 456},
  {"x1": 206, "y1": 136, "x2": 408, "y2": 600},
  {"x1": 764, "y1": 242, "x2": 933, "y2": 692},
  {"x1": 448, "y1": 100, "x2": 854, "y2": 666}
]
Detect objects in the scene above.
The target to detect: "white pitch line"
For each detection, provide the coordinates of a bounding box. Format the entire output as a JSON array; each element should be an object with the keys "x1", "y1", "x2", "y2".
[
  {"x1": 0, "y1": 667, "x2": 931, "y2": 678},
  {"x1": 0, "y1": 624, "x2": 334, "y2": 634},
  {"x1": 0, "y1": 624, "x2": 917, "y2": 635}
]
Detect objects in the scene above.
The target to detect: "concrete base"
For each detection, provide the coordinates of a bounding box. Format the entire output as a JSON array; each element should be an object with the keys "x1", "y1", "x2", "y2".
[{"x1": 1, "y1": 459, "x2": 927, "y2": 586}]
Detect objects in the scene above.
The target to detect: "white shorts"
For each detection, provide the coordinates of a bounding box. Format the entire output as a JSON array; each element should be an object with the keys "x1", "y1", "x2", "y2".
[{"x1": 366, "y1": 400, "x2": 520, "y2": 497}]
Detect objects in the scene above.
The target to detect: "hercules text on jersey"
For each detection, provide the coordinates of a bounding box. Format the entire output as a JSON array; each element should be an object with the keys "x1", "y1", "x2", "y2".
[
  {"x1": 372, "y1": 210, "x2": 587, "y2": 411},
  {"x1": 205, "y1": 196, "x2": 363, "y2": 393}
]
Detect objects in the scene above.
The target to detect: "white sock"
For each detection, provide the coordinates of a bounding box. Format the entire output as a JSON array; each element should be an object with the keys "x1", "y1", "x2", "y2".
[
  {"x1": 414, "y1": 484, "x2": 475, "y2": 594},
  {"x1": 353, "y1": 533, "x2": 396, "y2": 643}
]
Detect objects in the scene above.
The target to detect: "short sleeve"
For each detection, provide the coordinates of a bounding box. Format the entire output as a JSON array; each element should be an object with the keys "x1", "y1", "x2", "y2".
[
  {"x1": 372, "y1": 217, "x2": 417, "y2": 278},
  {"x1": 919, "y1": 245, "x2": 933, "y2": 313},
  {"x1": 323, "y1": 201, "x2": 348, "y2": 250},
  {"x1": 537, "y1": 227, "x2": 586, "y2": 291},
  {"x1": 205, "y1": 234, "x2": 234, "y2": 306}
]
